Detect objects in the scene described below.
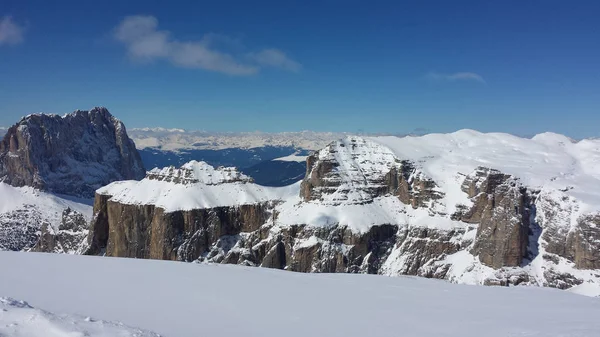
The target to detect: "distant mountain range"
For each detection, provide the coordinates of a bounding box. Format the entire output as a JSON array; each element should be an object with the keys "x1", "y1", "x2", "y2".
[
  {"x1": 128, "y1": 128, "x2": 334, "y2": 186},
  {"x1": 128, "y1": 128, "x2": 349, "y2": 151}
]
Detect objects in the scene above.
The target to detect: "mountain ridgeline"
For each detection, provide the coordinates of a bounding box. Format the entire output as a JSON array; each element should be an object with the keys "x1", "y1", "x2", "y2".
[
  {"x1": 1, "y1": 108, "x2": 600, "y2": 293},
  {"x1": 84, "y1": 135, "x2": 600, "y2": 290}
]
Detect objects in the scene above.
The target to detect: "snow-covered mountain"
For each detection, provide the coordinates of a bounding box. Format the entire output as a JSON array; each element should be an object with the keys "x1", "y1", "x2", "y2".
[
  {"x1": 129, "y1": 128, "x2": 349, "y2": 151},
  {"x1": 2, "y1": 251, "x2": 599, "y2": 337},
  {"x1": 87, "y1": 131, "x2": 600, "y2": 292},
  {"x1": 0, "y1": 108, "x2": 144, "y2": 254},
  {"x1": 0, "y1": 127, "x2": 7, "y2": 138}
]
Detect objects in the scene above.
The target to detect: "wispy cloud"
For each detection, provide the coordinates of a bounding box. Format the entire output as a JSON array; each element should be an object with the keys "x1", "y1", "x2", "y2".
[
  {"x1": 249, "y1": 49, "x2": 302, "y2": 72},
  {"x1": 0, "y1": 16, "x2": 25, "y2": 46},
  {"x1": 426, "y1": 71, "x2": 486, "y2": 84},
  {"x1": 113, "y1": 15, "x2": 301, "y2": 76}
]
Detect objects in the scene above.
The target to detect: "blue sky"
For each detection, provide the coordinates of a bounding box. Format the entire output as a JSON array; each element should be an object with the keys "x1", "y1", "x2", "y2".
[{"x1": 0, "y1": 1, "x2": 599, "y2": 137}]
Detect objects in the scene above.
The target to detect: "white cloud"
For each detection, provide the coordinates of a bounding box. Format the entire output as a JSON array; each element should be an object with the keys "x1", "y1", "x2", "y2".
[
  {"x1": 426, "y1": 71, "x2": 486, "y2": 84},
  {"x1": 0, "y1": 16, "x2": 24, "y2": 46},
  {"x1": 113, "y1": 15, "x2": 300, "y2": 76},
  {"x1": 249, "y1": 49, "x2": 302, "y2": 72}
]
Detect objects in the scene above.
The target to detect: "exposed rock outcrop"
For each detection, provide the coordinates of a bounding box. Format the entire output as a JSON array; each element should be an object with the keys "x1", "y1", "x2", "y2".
[
  {"x1": 301, "y1": 137, "x2": 442, "y2": 208},
  {"x1": 0, "y1": 107, "x2": 145, "y2": 198},
  {"x1": 457, "y1": 167, "x2": 531, "y2": 268},
  {"x1": 537, "y1": 191, "x2": 600, "y2": 270},
  {"x1": 32, "y1": 208, "x2": 88, "y2": 254}
]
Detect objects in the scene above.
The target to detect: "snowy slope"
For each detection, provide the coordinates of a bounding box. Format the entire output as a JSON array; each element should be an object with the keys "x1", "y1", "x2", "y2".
[
  {"x1": 0, "y1": 183, "x2": 93, "y2": 251},
  {"x1": 369, "y1": 130, "x2": 600, "y2": 213},
  {"x1": 0, "y1": 183, "x2": 91, "y2": 219},
  {"x1": 0, "y1": 297, "x2": 160, "y2": 337},
  {"x1": 1, "y1": 252, "x2": 600, "y2": 337}
]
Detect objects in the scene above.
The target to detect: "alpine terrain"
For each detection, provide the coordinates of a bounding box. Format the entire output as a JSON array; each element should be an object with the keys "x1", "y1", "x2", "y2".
[
  {"x1": 0, "y1": 107, "x2": 145, "y2": 253},
  {"x1": 129, "y1": 128, "x2": 341, "y2": 186},
  {"x1": 85, "y1": 131, "x2": 600, "y2": 292}
]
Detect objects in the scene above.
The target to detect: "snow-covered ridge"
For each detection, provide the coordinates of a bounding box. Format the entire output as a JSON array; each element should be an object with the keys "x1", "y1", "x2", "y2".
[
  {"x1": 99, "y1": 163, "x2": 299, "y2": 211},
  {"x1": 147, "y1": 160, "x2": 252, "y2": 185},
  {"x1": 0, "y1": 297, "x2": 160, "y2": 337},
  {"x1": 101, "y1": 129, "x2": 600, "y2": 220},
  {"x1": 368, "y1": 129, "x2": 600, "y2": 213}
]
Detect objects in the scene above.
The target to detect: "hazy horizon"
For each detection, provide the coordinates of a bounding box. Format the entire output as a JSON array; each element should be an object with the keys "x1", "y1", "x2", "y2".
[{"x1": 1, "y1": 1, "x2": 599, "y2": 138}]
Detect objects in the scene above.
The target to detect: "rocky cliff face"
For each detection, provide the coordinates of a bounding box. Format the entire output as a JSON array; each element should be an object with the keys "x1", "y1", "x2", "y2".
[
  {"x1": 300, "y1": 137, "x2": 441, "y2": 208},
  {"x1": 0, "y1": 107, "x2": 145, "y2": 255},
  {"x1": 84, "y1": 134, "x2": 600, "y2": 292},
  {"x1": 0, "y1": 107, "x2": 145, "y2": 198},
  {"x1": 454, "y1": 167, "x2": 532, "y2": 268}
]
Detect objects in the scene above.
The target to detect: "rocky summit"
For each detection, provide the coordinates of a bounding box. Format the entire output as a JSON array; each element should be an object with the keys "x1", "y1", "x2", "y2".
[
  {"x1": 84, "y1": 132, "x2": 600, "y2": 292},
  {"x1": 0, "y1": 107, "x2": 145, "y2": 198},
  {"x1": 0, "y1": 107, "x2": 146, "y2": 253}
]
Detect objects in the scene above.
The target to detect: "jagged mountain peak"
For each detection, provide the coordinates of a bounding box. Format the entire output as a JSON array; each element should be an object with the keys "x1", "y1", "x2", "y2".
[{"x1": 0, "y1": 107, "x2": 145, "y2": 198}]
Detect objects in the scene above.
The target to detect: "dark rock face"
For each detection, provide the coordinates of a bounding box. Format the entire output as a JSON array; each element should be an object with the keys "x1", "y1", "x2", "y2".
[
  {"x1": 32, "y1": 208, "x2": 88, "y2": 254},
  {"x1": 568, "y1": 215, "x2": 600, "y2": 269},
  {"x1": 536, "y1": 192, "x2": 600, "y2": 270},
  {"x1": 459, "y1": 167, "x2": 531, "y2": 268},
  {"x1": 0, "y1": 107, "x2": 145, "y2": 198},
  {"x1": 386, "y1": 227, "x2": 467, "y2": 277},
  {"x1": 384, "y1": 162, "x2": 443, "y2": 209},
  {"x1": 86, "y1": 184, "x2": 470, "y2": 279},
  {"x1": 85, "y1": 193, "x2": 272, "y2": 261}
]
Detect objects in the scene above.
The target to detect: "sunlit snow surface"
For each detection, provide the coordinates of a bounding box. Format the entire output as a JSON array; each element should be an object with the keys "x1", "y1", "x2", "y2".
[
  {"x1": 0, "y1": 183, "x2": 92, "y2": 228},
  {"x1": 0, "y1": 297, "x2": 159, "y2": 337},
  {"x1": 1, "y1": 252, "x2": 599, "y2": 337},
  {"x1": 369, "y1": 130, "x2": 600, "y2": 214}
]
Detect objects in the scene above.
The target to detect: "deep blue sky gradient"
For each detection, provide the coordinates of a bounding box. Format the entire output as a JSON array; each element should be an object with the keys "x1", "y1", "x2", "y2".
[{"x1": 0, "y1": 1, "x2": 599, "y2": 137}]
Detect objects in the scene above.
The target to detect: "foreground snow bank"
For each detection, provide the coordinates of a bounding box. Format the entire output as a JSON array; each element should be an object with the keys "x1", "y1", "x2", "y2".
[
  {"x1": 1, "y1": 252, "x2": 599, "y2": 337},
  {"x1": 0, "y1": 297, "x2": 160, "y2": 337}
]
